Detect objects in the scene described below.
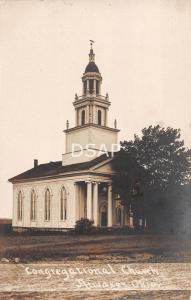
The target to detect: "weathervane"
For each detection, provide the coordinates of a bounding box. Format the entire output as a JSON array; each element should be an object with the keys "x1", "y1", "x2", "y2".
[{"x1": 89, "y1": 40, "x2": 95, "y2": 49}]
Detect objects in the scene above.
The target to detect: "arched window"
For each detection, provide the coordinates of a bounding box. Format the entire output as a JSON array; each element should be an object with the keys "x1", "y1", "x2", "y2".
[
  {"x1": 89, "y1": 79, "x2": 94, "y2": 94},
  {"x1": 18, "y1": 191, "x2": 23, "y2": 221},
  {"x1": 31, "y1": 190, "x2": 36, "y2": 221},
  {"x1": 60, "y1": 187, "x2": 67, "y2": 220},
  {"x1": 81, "y1": 110, "x2": 85, "y2": 125},
  {"x1": 45, "y1": 188, "x2": 51, "y2": 221},
  {"x1": 98, "y1": 110, "x2": 102, "y2": 125}
]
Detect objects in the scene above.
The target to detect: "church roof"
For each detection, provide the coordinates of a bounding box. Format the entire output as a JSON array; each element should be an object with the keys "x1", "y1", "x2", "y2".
[
  {"x1": 85, "y1": 61, "x2": 99, "y2": 73},
  {"x1": 8, "y1": 154, "x2": 111, "y2": 183}
]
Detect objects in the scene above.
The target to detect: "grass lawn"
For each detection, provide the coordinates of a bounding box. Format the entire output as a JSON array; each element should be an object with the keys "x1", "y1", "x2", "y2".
[{"x1": 0, "y1": 233, "x2": 190, "y2": 263}]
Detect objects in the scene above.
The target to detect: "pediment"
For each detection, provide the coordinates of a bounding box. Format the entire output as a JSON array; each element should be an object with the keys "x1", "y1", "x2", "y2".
[{"x1": 90, "y1": 158, "x2": 114, "y2": 173}]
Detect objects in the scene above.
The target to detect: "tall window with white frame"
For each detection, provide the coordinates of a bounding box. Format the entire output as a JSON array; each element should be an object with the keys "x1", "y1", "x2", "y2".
[
  {"x1": 31, "y1": 190, "x2": 36, "y2": 221},
  {"x1": 45, "y1": 188, "x2": 51, "y2": 221},
  {"x1": 17, "y1": 191, "x2": 23, "y2": 221},
  {"x1": 60, "y1": 187, "x2": 67, "y2": 221}
]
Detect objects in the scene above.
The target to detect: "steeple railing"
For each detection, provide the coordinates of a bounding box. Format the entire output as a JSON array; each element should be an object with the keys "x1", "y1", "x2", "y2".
[{"x1": 74, "y1": 94, "x2": 109, "y2": 102}]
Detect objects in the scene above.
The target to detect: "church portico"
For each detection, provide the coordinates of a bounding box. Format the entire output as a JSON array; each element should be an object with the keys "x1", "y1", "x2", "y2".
[{"x1": 74, "y1": 179, "x2": 113, "y2": 227}]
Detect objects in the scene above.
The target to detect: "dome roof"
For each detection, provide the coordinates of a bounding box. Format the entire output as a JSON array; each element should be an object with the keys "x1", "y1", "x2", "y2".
[{"x1": 85, "y1": 62, "x2": 99, "y2": 73}]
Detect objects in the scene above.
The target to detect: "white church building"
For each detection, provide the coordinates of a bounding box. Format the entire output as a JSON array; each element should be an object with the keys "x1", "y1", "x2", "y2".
[{"x1": 9, "y1": 45, "x2": 134, "y2": 231}]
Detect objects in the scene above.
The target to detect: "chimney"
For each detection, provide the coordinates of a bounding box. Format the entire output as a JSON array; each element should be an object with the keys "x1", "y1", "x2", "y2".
[{"x1": 34, "y1": 159, "x2": 38, "y2": 168}]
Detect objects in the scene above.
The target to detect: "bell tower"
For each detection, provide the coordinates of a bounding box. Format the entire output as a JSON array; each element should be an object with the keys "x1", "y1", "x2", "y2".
[
  {"x1": 74, "y1": 43, "x2": 110, "y2": 127},
  {"x1": 62, "y1": 43, "x2": 119, "y2": 166}
]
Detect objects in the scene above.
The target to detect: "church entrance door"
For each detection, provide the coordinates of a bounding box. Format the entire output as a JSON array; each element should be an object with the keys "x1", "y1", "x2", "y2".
[{"x1": 101, "y1": 212, "x2": 107, "y2": 227}]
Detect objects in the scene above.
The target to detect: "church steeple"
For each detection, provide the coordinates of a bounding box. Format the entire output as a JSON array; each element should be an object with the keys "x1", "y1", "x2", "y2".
[
  {"x1": 72, "y1": 44, "x2": 111, "y2": 127},
  {"x1": 62, "y1": 44, "x2": 119, "y2": 166},
  {"x1": 82, "y1": 42, "x2": 101, "y2": 97},
  {"x1": 74, "y1": 41, "x2": 110, "y2": 127}
]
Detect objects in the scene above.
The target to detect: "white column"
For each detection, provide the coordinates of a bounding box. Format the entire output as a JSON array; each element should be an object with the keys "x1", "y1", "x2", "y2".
[
  {"x1": 144, "y1": 218, "x2": 147, "y2": 229},
  {"x1": 93, "y1": 182, "x2": 99, "y2": 226},
  {"x1": 69, "y1": 182, "x2": 77, "y2": 227},
  {"x1": 129, "y1": 205, "x2": 134, "y2": 228},
  {"x1": 107, "y1": 183, "x2": 112, "y2": 227},
  {"x1": 121, "y1": 206, "x2": 124, "y2": 227},
  {"x1": 75, "y1": 108, "x2": 78, "y2": 126},
  {"x1": 130, "y1": 216, "x2": 134, "y2": 228},
  {"x1": 93, "y1": 79, "x2": 96, "y2": 94},
  {"x1": 99, "y1": 81, "x2": 101, "y2": 95},
  {"x1": 92, "y1": 105, "x2": 95, "y2": 124},
  {"x1": 75, "y1": 183, "x2": 80, "y2": 221},
  {"x1": 79, "y1": 185, "x2": 83, "y2": 218},
  {"x1": 87, "y1": 181, "x2": 92, "y2": 220},
  {"x1": 87, "y1": 80, "x2": 89, "y2": 94}
]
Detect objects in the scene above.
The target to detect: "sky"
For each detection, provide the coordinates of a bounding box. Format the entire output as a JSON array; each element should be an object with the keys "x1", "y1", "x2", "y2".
[{"x1": 0, "y1": 0, "x2": 191, "y2": 218}]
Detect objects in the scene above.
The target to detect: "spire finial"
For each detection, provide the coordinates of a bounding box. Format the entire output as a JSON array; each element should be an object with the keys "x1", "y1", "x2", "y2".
[
  {"x1": 89, "y1": 40, "x2": 95, "y2": 62},
  {"x1": 90, "y1": 40, "x2": 94, "y2": 49}
]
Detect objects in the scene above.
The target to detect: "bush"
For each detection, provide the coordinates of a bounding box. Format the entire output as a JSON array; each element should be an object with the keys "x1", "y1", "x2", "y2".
[{"x1": 75, "y1": 218, "x2": 94, "y2": 234}]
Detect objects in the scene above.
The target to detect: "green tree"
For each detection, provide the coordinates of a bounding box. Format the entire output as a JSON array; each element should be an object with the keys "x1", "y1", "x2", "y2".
[
  {"x1": 113, "y1": 125, "x2": 191, "y2": 231},
  {"x1": 112, "y1": 150, "x2": 148, "y2": 228},
  {"x1": 121, "y1": 125, "x2": 191, "y2": 189},
  {"x1": 112, "y1": 150, "x2": 147, "y2": 202}
]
